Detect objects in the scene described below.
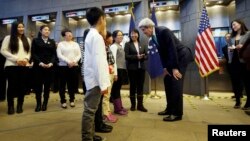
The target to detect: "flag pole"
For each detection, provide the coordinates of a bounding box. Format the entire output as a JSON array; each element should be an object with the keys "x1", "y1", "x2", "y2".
[
  {"x1": 201, "y1": 0, "x2": 210, "y2": 101},
  {"x1": 150, "y1": 79, "x2": 161, "y2": 99},
  {"x1": 202, "y1": 76, "x2": 210, "y2": 100},
  {"x1": 149, "y1": 0, "x2": 161, "y2": 99}
]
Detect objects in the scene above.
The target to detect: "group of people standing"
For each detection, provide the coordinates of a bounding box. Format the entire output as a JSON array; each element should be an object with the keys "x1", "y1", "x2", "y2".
[
  {"x1": 5, "y1": 6, "x2": 250, "y2": 141},
  {"x1": 81, "y1": 7, "x2": 194, "y2": 141},
  {"x1": 0, "y1": 23, "x2": 81, "y2": 115}
]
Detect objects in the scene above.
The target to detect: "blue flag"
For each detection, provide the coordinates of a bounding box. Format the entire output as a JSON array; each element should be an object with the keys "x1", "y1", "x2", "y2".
[
  {"x1": 151, "y1": 7, "x2": 158, "y2": 26},
  {"x1": 147, "y1": 38, "x2": 164, "y2": 78},
  {"x1": 129, "y1": 7, "x2": 136, "y2": 34}
]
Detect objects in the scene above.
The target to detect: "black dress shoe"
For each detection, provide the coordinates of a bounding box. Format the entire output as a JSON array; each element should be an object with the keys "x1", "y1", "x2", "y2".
[
  {"x1": 233, "y1": 102, "x2": 241, "y2": 109},
  {"x1": 245, "y1": 110, "x2": 250, "y2": 115},
  {"x1": 35, "y1": 105, "x2": 41, "y2": 112},
  {"x1": 163, "y1": 115, "x2": 182, "y2": 122},
  {"x1": 102, "y1": 123, "x2": 113, "y2": 130},
  {"x1": 158, "y1": 110, "x2": 170, "y2": 115},
  {"x1": 16, "y1": 105, "x2": 23, "y2": 114},
  {"x1": 242, "y1": 107, "x2": 250, "y2": 110},
  {"x1": 7, "y1": 107, "x2": 15, "y2": 115},
  {"x1": 95, "y1": 125, "x2": 112, "y2": 133},
  {"x1": 41, "y1": 103, "x2": 47, "y2": 111},
  {"x1": 93, "y1": 135, "x2": 103, "y2": 141}
]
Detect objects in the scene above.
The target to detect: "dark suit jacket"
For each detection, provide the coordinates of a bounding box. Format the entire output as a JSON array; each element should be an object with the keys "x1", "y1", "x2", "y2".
[
  {"x1": 222, "y1": 45, "x2": 229, "y2": 62},
  {"x1": 124, "y1": 42, "x2": 147, "y2": 70},
  {"x1": 155, "y1": 26, "x2": 193, "y2": 70},
  {"x1": 31, "y1": 37, "x2": 57, "y2": 67}
]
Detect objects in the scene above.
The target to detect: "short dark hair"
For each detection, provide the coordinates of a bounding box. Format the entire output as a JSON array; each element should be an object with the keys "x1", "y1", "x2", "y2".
[
  {"x1": 129, "y1": 29, "x2": 140, "y2": 43},
  {"x1": 106, "y1": 31, "x2": 112, "y2": 39},
  {"x1": 86, "y1": 7, "x2": 105, "y2": 26},
  {"x1": 61, "y1": 28, "x2": 72, "y2": 37},
  {"x1": 112, "y1": 30, "x2": 123, "y2": 43},
  {"x1": 38, "y1": 24, "x2": 50, "y2": 38}
]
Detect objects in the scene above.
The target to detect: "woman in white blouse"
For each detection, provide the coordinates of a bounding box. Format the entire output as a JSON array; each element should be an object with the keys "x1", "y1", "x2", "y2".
[
  {"x1": 57, "y1": 29, "x2": 81, "y2": 108},
  {"x1": 0, "y1": 21, "x2": 31, "y2": 115}
]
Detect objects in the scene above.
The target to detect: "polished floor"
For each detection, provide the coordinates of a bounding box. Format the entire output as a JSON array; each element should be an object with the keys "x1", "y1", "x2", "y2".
[{"x1": 0, "y1": 91, "x2": 249, "y2": 141}]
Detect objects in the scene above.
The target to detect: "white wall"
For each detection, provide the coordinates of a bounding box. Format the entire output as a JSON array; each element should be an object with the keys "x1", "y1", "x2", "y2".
[
  {"x1": 156, "y1": 10, "x2": 181, "y2": 30},
  {"x1": 207, "y1": 5, "x2": 233, "y2": 28},
  {"x1": 68, "y1": 18, "x2": 89, "y2": 38},
  {"x1": 106, "y1": 14, "x2": 131, "y2": 34}
]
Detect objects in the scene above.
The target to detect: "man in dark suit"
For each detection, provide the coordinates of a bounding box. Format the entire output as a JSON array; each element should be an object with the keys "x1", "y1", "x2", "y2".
[{"x1": 139, "y1": 18, "x2": 193, "y2": 121}]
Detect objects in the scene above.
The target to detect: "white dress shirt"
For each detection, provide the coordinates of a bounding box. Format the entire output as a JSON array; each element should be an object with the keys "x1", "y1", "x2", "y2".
[
  {"x1": 57, "y1": 41, "x2": 81, "y2": 66},
  {"x1": 84, "y1": 28, "x2": 111, "y2": 91}
]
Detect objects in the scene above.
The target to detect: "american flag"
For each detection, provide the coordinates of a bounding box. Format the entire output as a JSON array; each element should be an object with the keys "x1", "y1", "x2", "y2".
[{"x1": 195, "y1": 7, "x2": 219, "y2": 77}]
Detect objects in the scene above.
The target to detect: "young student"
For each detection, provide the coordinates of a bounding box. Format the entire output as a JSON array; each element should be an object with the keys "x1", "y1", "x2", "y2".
[
  {"x1": 102, "y1": 31, "x2": 118, "y2": 122},
  {"x1": 81, "y1": 7, "x2": 111, "y2": 141},
  {"x1": 1, "y1": 21, "x2": 31, "y2": 114}
]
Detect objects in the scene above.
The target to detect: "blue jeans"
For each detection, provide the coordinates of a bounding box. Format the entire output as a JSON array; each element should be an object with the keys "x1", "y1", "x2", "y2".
[{"x1": 82, "y1": 86, "x2": 102, "y2": 141}]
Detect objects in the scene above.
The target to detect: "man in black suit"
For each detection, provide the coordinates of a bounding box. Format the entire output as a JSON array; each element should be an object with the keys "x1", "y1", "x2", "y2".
[{"x1": 139, "y1": 18, "x2": 193, "y2": 121}]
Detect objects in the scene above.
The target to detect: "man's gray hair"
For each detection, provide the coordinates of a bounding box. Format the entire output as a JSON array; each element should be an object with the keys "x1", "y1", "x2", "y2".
[{"x1": 138, "y1": 18, "x2": 155, "y2": 28}]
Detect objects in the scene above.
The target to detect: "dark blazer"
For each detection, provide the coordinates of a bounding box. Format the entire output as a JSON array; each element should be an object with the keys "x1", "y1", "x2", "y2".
[
  {"x1": 124, "y1": 42, "x2": 147, "y2": 70},
  {"x1": 222, "y1": 45, "x2": 229, "y2": 62},
  {"x1": 31, "y1": 37, "x2": 57, "y2": 67},
  {"x1": 155, "y1": 26, "x2": 193, "y2": 70}
]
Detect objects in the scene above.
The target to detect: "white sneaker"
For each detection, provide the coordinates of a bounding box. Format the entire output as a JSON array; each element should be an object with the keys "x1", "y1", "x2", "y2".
[
  {"x1": 61, "y1": 103, "x2": 67, "y2": 109},
  {"x1": 70, "y1": 102, "x2": 75, "y2": 107}
]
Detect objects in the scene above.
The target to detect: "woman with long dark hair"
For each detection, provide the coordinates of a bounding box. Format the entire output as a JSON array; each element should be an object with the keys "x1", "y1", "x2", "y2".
[
  {"x1": 31, "y1": 25, "x2": 57, "y2": 112},
  {"x1": 124, "y1": 29, "x2": 148, "y2": 112},
  {"x1": 1, "y1": 21, "x2": 31, "y2": 115},
  {"x1": 229, "y1": 19, "x2": 249, "y2": 109}
]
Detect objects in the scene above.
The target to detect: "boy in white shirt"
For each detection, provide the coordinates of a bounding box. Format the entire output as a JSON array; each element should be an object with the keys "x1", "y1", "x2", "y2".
[{"x1": 81, "y1": 7, "x2": 111, "y2": 141}]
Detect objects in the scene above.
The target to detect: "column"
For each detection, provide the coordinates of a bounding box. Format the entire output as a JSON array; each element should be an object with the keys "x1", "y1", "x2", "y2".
[{"x1": 180, "y1": 0, "x2": 206, "y2": 95}]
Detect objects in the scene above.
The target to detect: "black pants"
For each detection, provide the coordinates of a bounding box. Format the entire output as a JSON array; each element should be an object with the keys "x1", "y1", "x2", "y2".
[
  {"x1": 33, "y1": 67, "x2": 53, "y2": 102},
  {"x1": 52, "y1": 65, "x2": 59, "y2": 93},
  {"x1": 0, "y1": 68, "x2": 6, "y2": 100},
  {"x1": 5, "y1": 66, "x2": 28, "y2": 106},
  {"x1": 111, "y1": 69, "x2": 127, "y2": 100},
  {"x1": 128, "y1": 69, "x2": 145, "y2": 97},
  {"x1": 58, "y1": 66, "x2": 78, "y2": 103},
  {"x1": 164, "y1": 66, "x2": 187, "y2": 116},
  {"x1": 26, "y1": 67, "x2": 34, "y2": 94},
  {"x1": 228, "y1": 63, "x2": 244, "y2": 100}
]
